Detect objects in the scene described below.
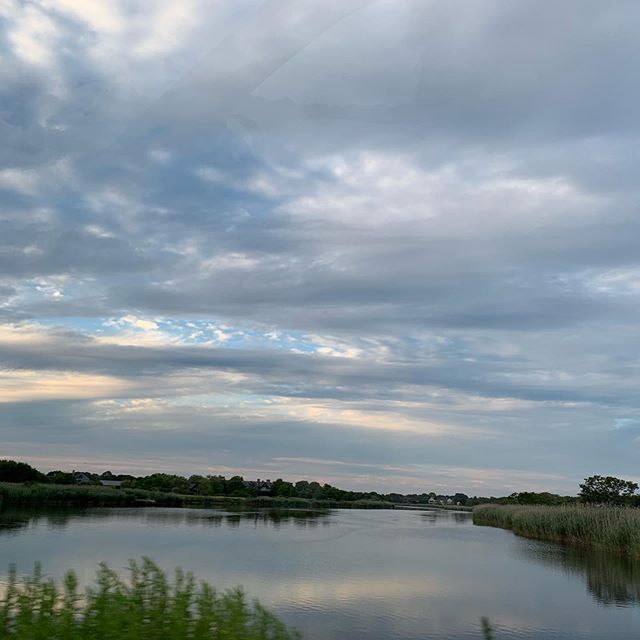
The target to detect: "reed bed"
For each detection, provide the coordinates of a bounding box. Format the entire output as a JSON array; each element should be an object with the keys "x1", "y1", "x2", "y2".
[
  {"x1": 0, "y1": 482, "x2": 191, "y2": 508},
  {"x1": 473, "y1": 504, "x2": 640, "y2": 555},
  {"x1": 0, "y1": 482, "x2": 394, "y2": 511},
  {"x1": 0, "y1": 558, "x2": 300, "y2": 640}
]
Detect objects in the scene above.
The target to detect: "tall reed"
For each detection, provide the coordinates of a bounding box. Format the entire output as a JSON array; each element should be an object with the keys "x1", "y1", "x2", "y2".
[
  {"x1": 473, "y1": 504, "x2": 640, "y2": 555},
  {"x1": 0, "y1": 558, "x2": 300, "y2": 640}
]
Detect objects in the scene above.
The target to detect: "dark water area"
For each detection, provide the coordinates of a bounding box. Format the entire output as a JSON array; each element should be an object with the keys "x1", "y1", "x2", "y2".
[{"x1": 1, "y1": 506, "x2": 639, "y2": 639}]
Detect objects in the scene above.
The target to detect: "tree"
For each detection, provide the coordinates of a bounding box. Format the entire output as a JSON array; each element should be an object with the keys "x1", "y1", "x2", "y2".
[
  {"x1": 510, "y1": 491, "x2": 566, "y2": 506},
  {"x1": 0, "y1": 460, "x2": 45, "y2": 483},
  {"x1": 307, "y1": 481, "x2": 322, "y2": 499},
  {"x1": 207, "y1": 475, "x2": 226, "y2": 495},
  {"x1": 46, "y1": 470, "x2": 75, "y2": 485},
  {"x1": 272, "y1": 479, "x2": 295, "y2": 497},
  {"x1": 294, "y1": 480, "x2": 309, "y2": 497},
  {"x1": 135, "y1": 473, "x2": 189, "y2": 494},
  {"x1": 188, "y1": 475, "x2": 209, "y2": 494},
  {"x1": 579, "y1": 475, "x2": 638, "y2": 505},
  {"x1": 226, "y1": 475, "x2": 246, "y2": 496}
]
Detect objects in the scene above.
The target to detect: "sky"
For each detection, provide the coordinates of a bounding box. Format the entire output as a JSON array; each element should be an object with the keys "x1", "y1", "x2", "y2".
[{"x1": 1, "y1": 0, "x2": 639, "y2": 496}]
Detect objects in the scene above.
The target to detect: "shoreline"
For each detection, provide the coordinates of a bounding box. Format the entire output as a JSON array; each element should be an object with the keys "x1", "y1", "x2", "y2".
[{"x1": 0, "y1": 481, "x2": 398, "y2": 511}]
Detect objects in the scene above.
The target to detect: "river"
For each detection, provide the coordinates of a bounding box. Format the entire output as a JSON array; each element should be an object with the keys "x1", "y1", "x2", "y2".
[{"x1": 1, "y1": 506, "x2": 639, "y2": 639}]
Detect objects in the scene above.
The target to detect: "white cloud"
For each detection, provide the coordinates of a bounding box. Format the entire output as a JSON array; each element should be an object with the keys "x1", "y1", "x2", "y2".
[
  {"x1": 122, "y1": 315, "x2": 159, "y2": 331},
  {"x1": 130, "y1": 1, "x2": 196, "y2": 58},
  {"x1": 44, "y1": 0, "x2": 125, "y2": 34},
  {"x1": 149, "y1": 149, "x2": 172, "y2": 164},
  {"x1": 0, "y1": 168, "x2": 40, "y2": 195},
  {"x1": 286, "y1": 151, "x2": 602, "y2": 233},
  {"x1": 6, "y1": 3, "x2": 59, "y2": 67},
  {"x1": 194, "y1": 166, "x2": 229, "y2": 184},
  {"x1": 0, "y1": 369, "x2": 130, "y2": 402},
  {"x1": 586, "y1": 268, "x2": 640, "y2": 296}
]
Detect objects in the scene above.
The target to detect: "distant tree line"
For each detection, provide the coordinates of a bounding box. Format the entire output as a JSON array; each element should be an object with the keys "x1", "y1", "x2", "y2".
[
  {"x1": 0, "y1": 460, "x2": 474, "y2": 504},
  {"x1": 480, "y1": 475, "x2": 640, "y2": 507},
  {"x1": 497, "y1": 476, "x2": 640, "y2": 507},
  {"x1": 497, "y1": 492, "x2": 578, "y2": 506},
  {"x1": 2, "y1": 460, "x2": 636, "y2": 507}
]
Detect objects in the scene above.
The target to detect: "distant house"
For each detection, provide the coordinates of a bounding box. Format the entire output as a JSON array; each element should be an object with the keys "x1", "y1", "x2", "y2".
[
  {"x1": 446, "y1": 498, "x2": 454, "y2": 505},
  {"x1": 427, "y1": 497, "x2": 437, "y2": 504},
  {"x1": 100, "y1": 479, "x2": 123, "y2": 488},
  {"x1": 97, "y1": 470, "x2": 123, "y2": 488},
  {"x1": 73, "y1": 471, "x2": 93, "y2": 485},
  {"x1": 243, "y1": 478, "x2": 274, "y2": 495}
]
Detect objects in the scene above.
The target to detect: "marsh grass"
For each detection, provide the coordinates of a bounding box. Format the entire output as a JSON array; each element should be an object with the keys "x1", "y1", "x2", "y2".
[
  {"x1": 473, "y1": 504, "x2": 640, "y2": 555},
  {"x1": 0, "y1": 482, "x2": 393, "y2": 510},
  {"x1": 0, "y1": 558, "x2": 300, "y2": 640},
  {"x1": 0, "y1": 483, "x2": 185, "y2": 508}
]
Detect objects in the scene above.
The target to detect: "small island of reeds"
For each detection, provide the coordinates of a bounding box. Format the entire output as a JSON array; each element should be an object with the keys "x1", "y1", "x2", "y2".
[{"x1": 473, "y1": 504, "x2": 640, "y2": 556}]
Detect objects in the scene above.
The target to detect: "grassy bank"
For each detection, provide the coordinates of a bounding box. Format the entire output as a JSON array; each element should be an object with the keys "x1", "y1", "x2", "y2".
[
  {"x1": 0, "y1": 482, "x2": 394, "y2": 511},
  {"x1": 0, "y1": 558, "x2": 299, "y2": 639},
  {"x1": 473, "y1": 504, "x2": 640, "y2": 555}
]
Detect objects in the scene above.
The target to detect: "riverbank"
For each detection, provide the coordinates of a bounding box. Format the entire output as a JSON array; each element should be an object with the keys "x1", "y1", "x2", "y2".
[
  {"x1": 473, "y1": 504, "x2": 640, "y2": 555},
  {"x1": 0, "y1": 482, "x2": 394, "y2": 510}
]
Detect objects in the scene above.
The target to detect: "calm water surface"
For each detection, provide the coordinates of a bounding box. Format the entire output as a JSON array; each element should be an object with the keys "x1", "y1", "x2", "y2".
[{"x1": 1, "y1": 506, "x2": 639, "y2": 639}]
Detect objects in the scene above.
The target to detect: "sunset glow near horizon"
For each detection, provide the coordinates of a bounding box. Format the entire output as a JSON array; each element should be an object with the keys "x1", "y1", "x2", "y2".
[{"x1": 2, "y1": 1, "x2": 639, "y2": 495}]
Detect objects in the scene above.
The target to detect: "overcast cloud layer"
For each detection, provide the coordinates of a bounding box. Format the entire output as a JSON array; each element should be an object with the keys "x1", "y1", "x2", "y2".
[{"x1": 1, "y1": 0, "x2": 639, "y2": 494}]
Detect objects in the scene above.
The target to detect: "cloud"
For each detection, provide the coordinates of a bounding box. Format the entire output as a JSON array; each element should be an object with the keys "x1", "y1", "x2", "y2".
[
  {"x1": 1, "y1": 1, "x2": 640, "y2": 493},
  {"x1": 0, "y1": 168, "x2": 41, "y2": 195},
  {"x1": 0, "y1": 370, "x2": 130, "y2": 402}
]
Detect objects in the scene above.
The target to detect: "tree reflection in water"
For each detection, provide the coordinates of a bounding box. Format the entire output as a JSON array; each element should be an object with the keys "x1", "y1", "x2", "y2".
[
  {"x1": 0, "y1": 506, "x2": 332, "y2": 536},
  {"x1": 419, "y1": 510, "x2": 470, "y2": 526},
  {"x1": 520, "y1": 539, "x2": 640, "y2": 606}
]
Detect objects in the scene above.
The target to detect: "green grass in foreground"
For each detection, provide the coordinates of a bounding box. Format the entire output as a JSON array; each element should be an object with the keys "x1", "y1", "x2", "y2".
[
  {"x1": 0, "y1": 558, "x2": 300, "y2": 640},
  {"x1": 473, "y1": 504, "x2": 640, "y2": 554}
]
